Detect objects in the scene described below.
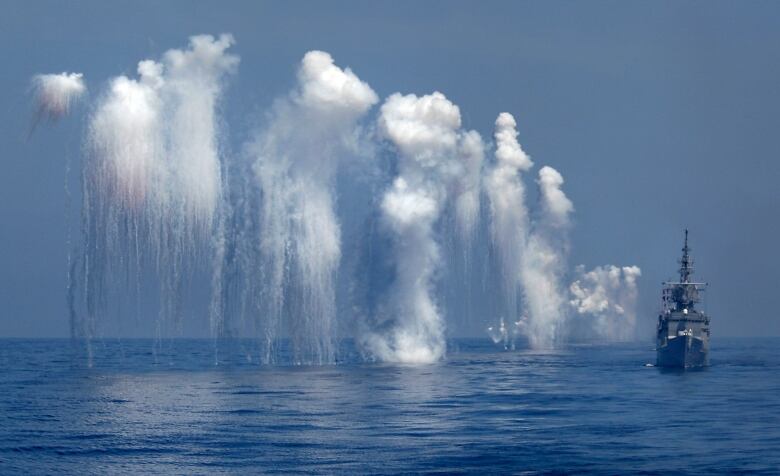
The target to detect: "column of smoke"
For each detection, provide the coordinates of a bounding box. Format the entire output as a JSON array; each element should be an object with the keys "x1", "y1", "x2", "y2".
[
  {"x1": 362, "y1": 92, "x2": 484, "y2": 363},
  {"x1": 248, "y1": 51, "x2": 377, "y2": 364},
  {"x1": 569, "y1": 265, "x2": 642, "y2": 341},
  {"x1": 484, "y1": 114, "x2": 639, "y2": 349},
  {"x1": 484, "y1": 113, "x2": 533, "y2": 347},
  {"x1": 74, "y1": 35, "x2": 237, "y2": 349},
  {"x1": 520, "y1": 166, "x2": 574, "y2": 348}
]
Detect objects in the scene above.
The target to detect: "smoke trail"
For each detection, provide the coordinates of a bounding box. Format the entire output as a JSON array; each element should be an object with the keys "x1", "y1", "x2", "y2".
[
  {"x1": 250, "y1": 51, "x2": 378, "y2": 364},
  {"x1": 485, "y1": 112, "x2": 534, "y2": 338},
  {"x1": 29, "y1": 72, "x2": 87, "y2": 354},
  {"x1": 30, "y1": 72, "x2": 86, "y2": 128},
  {"x1": 77, "y1": 34, "x2": 237, "y2": 344},
  {"x1": 569, "y1": 265, "x2": 642, "y2": 341},
  {"x1": 363, "y1": 91, "x2": 481, "y2": 363},
  {"x1": 520, "y1": 166, "x2": 574, "y2": 348}
]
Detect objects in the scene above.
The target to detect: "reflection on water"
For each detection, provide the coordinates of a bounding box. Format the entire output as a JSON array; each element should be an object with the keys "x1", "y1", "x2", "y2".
[{"x1": 1, "y1": 338, "x2": 779, "y2": 474}]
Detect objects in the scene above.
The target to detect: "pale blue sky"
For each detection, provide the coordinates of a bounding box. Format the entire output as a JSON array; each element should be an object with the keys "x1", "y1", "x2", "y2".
[{"x1": 1, "y1": 1, "x2": 779, "y2": 337}]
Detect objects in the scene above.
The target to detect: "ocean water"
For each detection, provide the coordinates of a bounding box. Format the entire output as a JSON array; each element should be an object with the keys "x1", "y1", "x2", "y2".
[{"x1": 1, "y1": 338, "x2": 778, "y2": 475}]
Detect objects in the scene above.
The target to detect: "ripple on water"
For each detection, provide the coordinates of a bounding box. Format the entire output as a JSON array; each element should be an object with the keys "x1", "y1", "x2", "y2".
[{"x1": 0, "y1": 338, "x2": 778, "y2": 474}]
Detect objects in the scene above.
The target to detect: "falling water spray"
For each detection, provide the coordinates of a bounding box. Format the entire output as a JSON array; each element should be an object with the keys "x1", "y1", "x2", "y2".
[
  {"x1": 73, "y1": 35, "x2": 237, "y2": 350},
  {"x1": 249, "y1": 51, "x2": 378, "y2": 364}
]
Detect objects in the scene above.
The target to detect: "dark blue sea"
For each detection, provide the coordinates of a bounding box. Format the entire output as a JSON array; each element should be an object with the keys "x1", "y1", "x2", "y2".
[{"x1": 1, "y1": 338, "x2": 779, "y2": 475}]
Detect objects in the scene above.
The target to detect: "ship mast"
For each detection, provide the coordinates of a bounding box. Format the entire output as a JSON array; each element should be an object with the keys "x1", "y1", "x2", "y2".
[
  {"x1": 667, "y1": 228, "x2": 703, "y2": 311},
  {"x1": 679, "y1": 228, "x2": 694, "y2": 283}
]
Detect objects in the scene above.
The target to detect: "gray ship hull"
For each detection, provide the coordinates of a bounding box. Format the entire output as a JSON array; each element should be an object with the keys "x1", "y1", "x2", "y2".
[
  {"x1": 657, "y1": 334, "x2": 708, "y2": 368},
  {"x1": 656, "y1": 230, "x2": 710, "y2": 369}
]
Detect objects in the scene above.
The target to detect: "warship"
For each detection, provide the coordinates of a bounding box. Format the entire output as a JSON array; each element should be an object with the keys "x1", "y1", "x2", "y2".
[{"x1": 656, "y1": 230, "x2": 710, "y2": 368}]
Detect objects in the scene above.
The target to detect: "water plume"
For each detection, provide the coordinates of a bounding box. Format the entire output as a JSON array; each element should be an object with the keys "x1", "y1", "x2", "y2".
[
  {"x1": 486, "y1": 316, "x2": 526, "y2": 350},
  {"x1": 250, "y1": 51, "x2": 378, "y2": 364}
]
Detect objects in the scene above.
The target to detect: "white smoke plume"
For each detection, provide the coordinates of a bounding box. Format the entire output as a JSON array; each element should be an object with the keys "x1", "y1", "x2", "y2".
[
  {"x1": 54, "y1": 34, "x2": 643, "y2": 363},
  {"x1": 75, "y1": 34, "x2": 237, "y2": 344},
  {"x1": 364, "y1": 91, "x2": 482, "y2": 363},
  {"x1": 485, "y1": 112, "x2": 533, "y2": 338},
  {"x1": 483, "y1": 117, "x2": 639, "y2": 349},
  {"x1": 520, "y1": 166, "x2": 574, "y2": 348},
  {"x1": 31, "y1": 72, "x2": 86, "y2": 125},
  {"x1": 484, "y1": 113, "x2": 641, "y2": 350},
  {"x1": 569, "y1": 265, "x2": 642, "y2": 341},
  {"x1": 87, "y1": 33, "x2": 237, "y2": 233},
  {"x1": 250, "y1": 51, "x2": 378, "y2": 364},
  {"x1": 537, "y1": 166, "x2": 574, "y2": 229},
  {"x1": 163, "y1": 34, "x2": 239, "y2": 233}
]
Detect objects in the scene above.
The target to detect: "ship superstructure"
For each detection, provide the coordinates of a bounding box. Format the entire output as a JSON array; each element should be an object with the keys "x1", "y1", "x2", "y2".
[{"x1": 656, "y1": 230, "x2": 710, "y2": 368}]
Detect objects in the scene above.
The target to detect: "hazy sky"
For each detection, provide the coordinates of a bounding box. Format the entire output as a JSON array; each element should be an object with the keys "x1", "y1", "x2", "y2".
[{"x1": 1, "y1": 0, "x2": 779, "y2": 338}]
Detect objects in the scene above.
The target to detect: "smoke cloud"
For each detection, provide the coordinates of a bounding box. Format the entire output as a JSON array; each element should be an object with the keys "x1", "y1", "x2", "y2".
[
  {"x1": 41, "y1": 33, "x2": 644, "y2": 363},
  {"x1": 87, "y1": 33, "x2": 237, "y2": 231},
  {"x1": 484, "y1": 115, "x2": 639, "y2": 348},
  {"x1": 569, "y1": 265, "x2": 642, "y2": 341},
  {"x1": 31, "y1": 72, "x2": 86, "y2": 125}
]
